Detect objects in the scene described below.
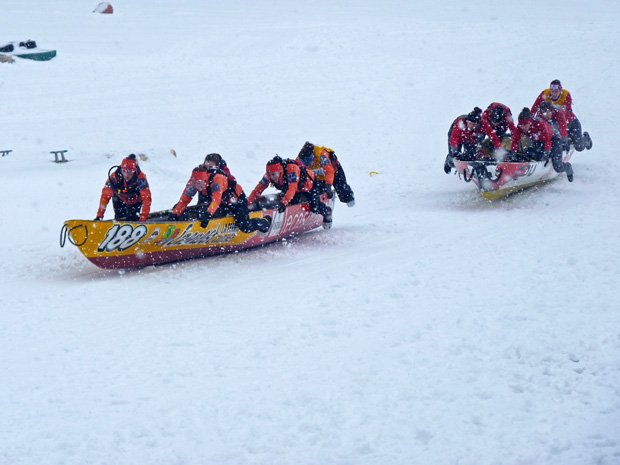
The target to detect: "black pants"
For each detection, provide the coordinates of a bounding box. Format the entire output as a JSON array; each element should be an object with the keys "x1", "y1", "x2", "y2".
[
  {"x1": 292, "y1": 187, "x2": 331, "y2": 219},
  {"x1": 454, "y1": 142, "x2": 479, "y2": 161},
  {"x1": 315, "y1": 172, "x2": 355, "y2": 204},
  {"x1": 568, "y1": 118, "x2": 586, "y2": 151},
  {"x1": 526, "y1": 138, "x2": 569, "y2": 173},
  {"x1": 332, "y1": 164, "x2": 354, "y2": 203},
  {"x1": 112, "y1": 196, "x2": 142, "y2": 221},
  {"x1": 519, "y1": 140, "x2": 547, "y2": 162},
  {"x1": 550, "y1": 135, "x2": 570, "y2": 174},
  {"x1": 216, "y1": 198, "x2": 269, "y2": 233}
]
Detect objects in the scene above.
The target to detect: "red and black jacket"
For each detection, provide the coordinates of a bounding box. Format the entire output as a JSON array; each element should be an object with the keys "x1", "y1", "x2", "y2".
[
  {"x1": 481, "y1": 103, "x2": 518, "y2": 150},
  {"x1": 97, "y1": 166, "x2": 151, "y2": 221},
  {"x1": 511, "y1": 118, "x2": 553, "y2": 155},
  {"x1": 448, "y1": 115, "x2": 485, "y2": 150},
  {"x1": 248, "y1": 159, "x2": 315, "y2": 206},
  {"x1": 174, "y1": 168, "x2": 245, "y2": 217}
]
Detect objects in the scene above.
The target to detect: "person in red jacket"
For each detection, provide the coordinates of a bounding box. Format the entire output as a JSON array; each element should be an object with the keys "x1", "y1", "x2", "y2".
[
  {"x1": 248, "y1": 155, "x2": 333, "y2": 228},
  {"x1": 511, "y1": 107, "x2": 573, "y2": 182},
  {"x1": 170, "y1": 156, "x2": 271, "y2": 233},
  {"x1": 480, "y1": 102, "x2": 518, "y2": 160},
  {"x1": 444, "y1": 107, "x2": 485, "y2": 173},
  {"x1": 537, "y1": 101, "x2": 569, "y2": 150},
  {"x1": 296, "y1": 141, "x2": 355, "y2": 206},
  {"x1": 95, "y1": 154, "x2": 152, "y2": 222},
  {"x1": 531, "y1": 79, "x2": 592, "y2": 152}
]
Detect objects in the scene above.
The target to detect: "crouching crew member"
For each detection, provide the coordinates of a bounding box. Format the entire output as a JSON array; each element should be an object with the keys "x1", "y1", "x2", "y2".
[
  {"x1": 531, "y1": 79, "x2": 592, "y2": 152},
  {"x1": 511, "y1": 108, "x2": 573, "y2": 182},
  {"x1": 296, "y1": 141, "x2": 355, "y2": 207},
  {"x1": 481, "y1": 102, "x2": 518, "y2": 160},
  {"x1": 536, "y1": 101, "x2": 569, "y2": 150},
  {"x1": 444, "y1": 107, "x2": 485, "y2": 173},
  {"x1": 248, "y1": 155, "x2": 333, "y2": 229},
  {"x1": 201, "y1": 152, "x2": 236, "y2": 183},
  {"x1": 96, "y1": 154, "x2": 152, "y2": 222},
  {"x1": 170, "y1": 154, "x2": 271, "y2": 233}
]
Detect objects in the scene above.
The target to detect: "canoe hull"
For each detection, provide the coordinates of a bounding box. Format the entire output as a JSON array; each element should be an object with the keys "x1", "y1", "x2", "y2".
[
  {"x1": 453, "y1": 149, "x2": 575, "y2": 200},
  {"x1": 61, "y1": 200, "x2": 330, "y2": 269}
]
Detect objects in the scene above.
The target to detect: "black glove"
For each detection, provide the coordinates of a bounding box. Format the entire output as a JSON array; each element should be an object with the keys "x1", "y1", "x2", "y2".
[
  {"x1": 200, "y1": 212, "x2": 212, "y2": 229},
  {"x1": 326, "y1": 188, "x2": 334, "y2": 199},
  {"x1": 277, "y1": 202, "x2": 287, "y2": 213},
  {"x1": 94, "y1": 217, "x2": 102, "y2": 221},
  {"x1": 444, "y1": 154, "x2": 455, "y2": 174},
  {"x1": 168, "y1": 213, "x2": 179, "y2": 221},
  {"x1": 561, "y1": 138, "x2": 570, "y2": 152}
]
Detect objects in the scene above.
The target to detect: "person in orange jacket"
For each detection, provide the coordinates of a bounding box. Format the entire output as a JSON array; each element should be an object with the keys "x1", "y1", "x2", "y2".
[
  {"x1": 510, "y1": 107, "x2": 573, "y2": 182},
  {"x1": 531, "y1": 79, "x2": 592, "y2": 152},
  {"x1": 248, "y1": 155, "x2": 333, "y2": 228},
  {"x1": 201, "y1": 152, "x2": 236, "y2": 183},
  {"x1": 95, "y1": 154, "x2": 152, "y2": 222},
  {"x1": 296, "y1": 141, "x2": 355, "y2": 207},
  {"x1": 170, "y1": 155, "x2": 271, "y2": 233}
]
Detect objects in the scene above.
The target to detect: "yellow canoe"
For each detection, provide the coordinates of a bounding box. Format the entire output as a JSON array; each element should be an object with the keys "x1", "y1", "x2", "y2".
[{"x1": 61, "y1": 200, "x2": 329, "y2": 269}]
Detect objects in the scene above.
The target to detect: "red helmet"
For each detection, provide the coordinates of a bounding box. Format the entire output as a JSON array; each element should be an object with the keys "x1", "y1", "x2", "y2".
[
  {"x1": 266, "y1": 156, "x2": 284, "y2": 179},
  {"x1": 190, "y1": 169, "x2": 208, "y2": 184},
  {"x1": 121, "y1": 157, "x2": 137, "y2": 172},
  {"x1": 518, "y1": 107, "x2": 533, "y2": 127}
]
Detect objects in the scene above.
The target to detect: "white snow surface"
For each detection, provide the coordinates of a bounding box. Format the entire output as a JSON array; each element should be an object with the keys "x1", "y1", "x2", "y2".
[{"x1": 2, "y1": 1, "x2": 620, "y2": 464}]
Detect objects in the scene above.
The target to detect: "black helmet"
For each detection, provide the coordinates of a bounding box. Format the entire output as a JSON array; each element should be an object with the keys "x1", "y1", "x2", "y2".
[
  {"x1": 518, "y1": 107, "x2": 532, "y2": 122},
  {"x1": 298, "y1": 141, "x2": 314, "y2": 160},
  {"x1": 204, "y1": 153, "x2": 222, "y2": 165},
  {"x1": 539, "y1": 101, "x2": 553, "y2": 113},
  {"x1": 466, "y1": 107, "x2": 482, "y2": 124},
  {"x1": 298, "y1": 142, "x2": 315, "y2": 166},
  {"x1": 491, "y1": 106, "x2": 505, "y2": 125}
]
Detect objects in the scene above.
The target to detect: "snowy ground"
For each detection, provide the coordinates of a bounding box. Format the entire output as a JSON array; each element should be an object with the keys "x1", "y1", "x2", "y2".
[{"x1": 1, "y1": 1, "x2": 620, "y2": 464}]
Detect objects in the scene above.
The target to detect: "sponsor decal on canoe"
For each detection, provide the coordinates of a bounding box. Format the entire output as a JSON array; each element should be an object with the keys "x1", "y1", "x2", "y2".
[
  {"x1": 95, "y1": 222, "x2": 243, "y2": 253},
  {"x1": 98, "y1": 224, "x2": 149, "y2": 252},
  {"x1": 154, "y1": 223, "x2": 240, "y2": 247}
]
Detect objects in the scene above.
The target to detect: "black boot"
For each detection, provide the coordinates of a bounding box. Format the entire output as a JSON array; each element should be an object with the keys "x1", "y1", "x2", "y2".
[
  {"x1": 322, "y1": 208, "x2": 333, "y2": 230},
  {"x1": 566, "y1": 163, "x2": 574, "y2": 182},
  {"x1": 444, "y1": 154, "x2": 455, "y2": 174},
  {"x1": 583, "y1": 132, "x2": 593, "y2": 150},
  {"x1": 258, "y1": 215, "x2": 272, "y2": 233}
]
